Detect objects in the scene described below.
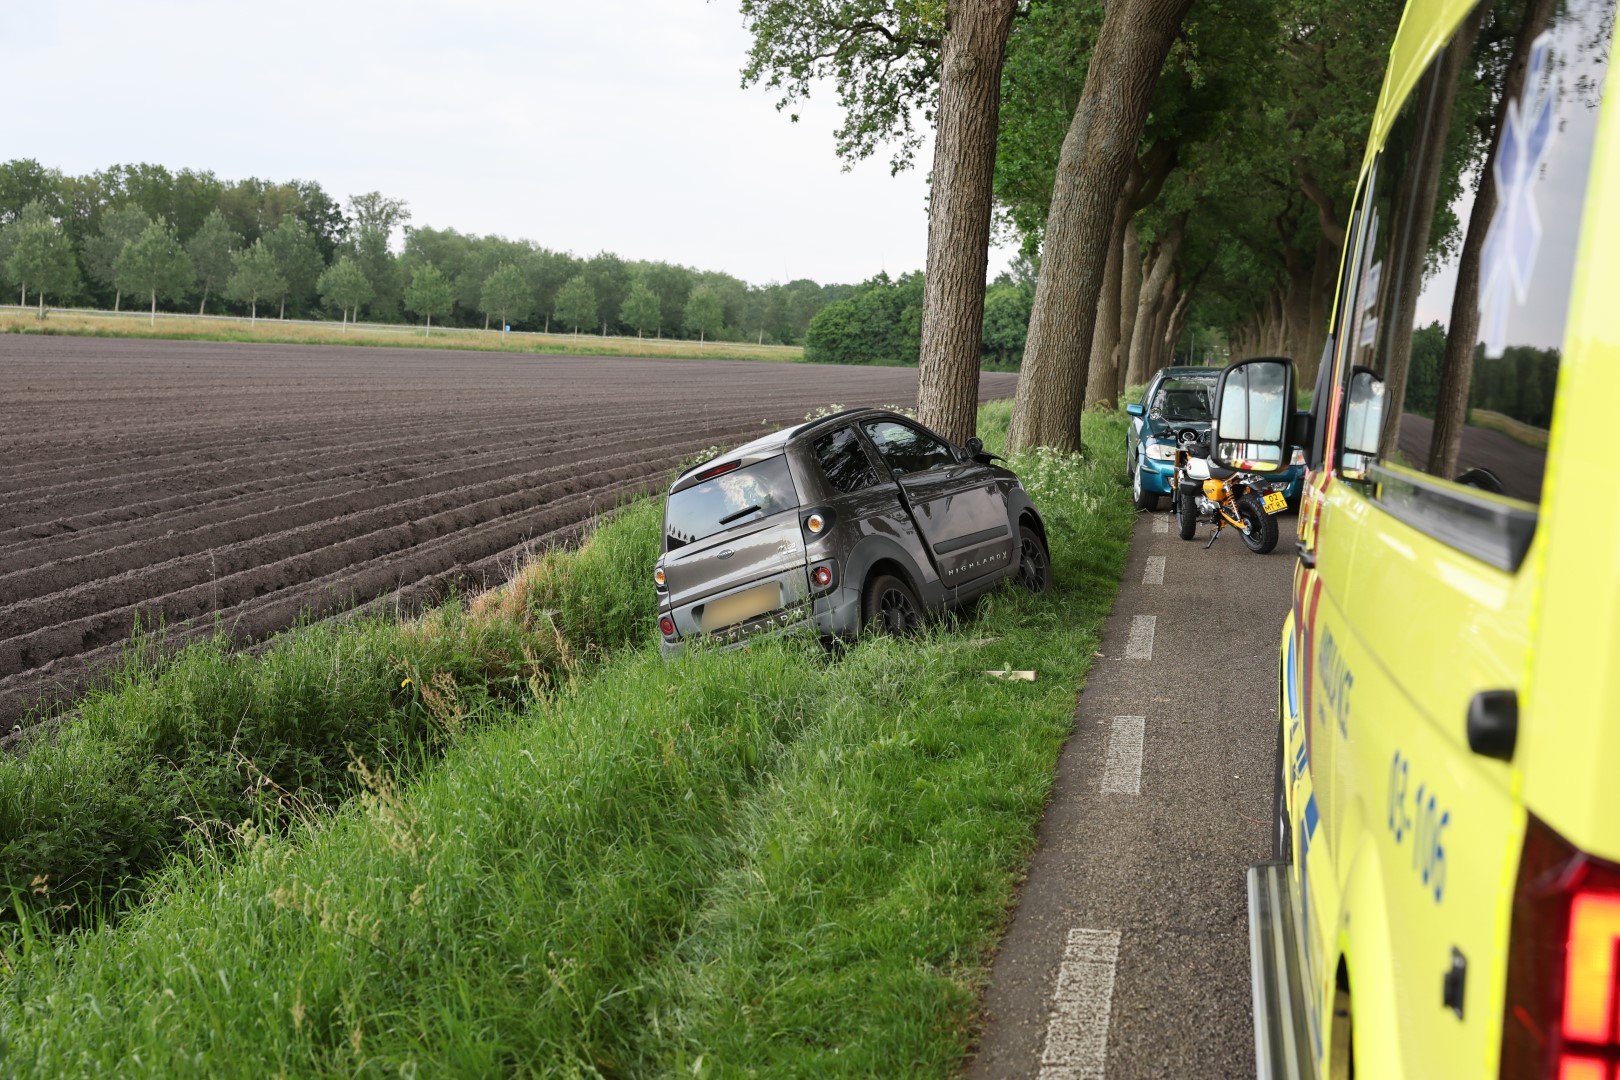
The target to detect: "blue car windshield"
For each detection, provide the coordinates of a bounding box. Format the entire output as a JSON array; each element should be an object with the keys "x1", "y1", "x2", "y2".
[{"x1": 1153, "y1": 379, "x2": 1214, "y2": 422}]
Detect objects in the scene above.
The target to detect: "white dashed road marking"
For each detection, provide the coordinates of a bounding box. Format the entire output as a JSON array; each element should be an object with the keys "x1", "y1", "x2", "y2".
[
  {"x1": 1152, "y1": 515, "x2": 1169, "y2": 534},
  {"x1": 1037, "y1": 928, "x2": 1122, "y2": 1080},
  {"x1": 1101, "y1": 717, "x2": 1146, "y2": 795},
  {"x1": 1142, "y1": 556, "x2": 1165, "y2": 585},
  {"x1": 1124, "y1": 615, "x2": 1156, "y2": 660}
]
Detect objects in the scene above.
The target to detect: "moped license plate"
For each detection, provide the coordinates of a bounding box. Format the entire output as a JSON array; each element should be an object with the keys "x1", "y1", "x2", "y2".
[{"x1": 1262, "y1": 491, "x2": 1288, "y2": 514}]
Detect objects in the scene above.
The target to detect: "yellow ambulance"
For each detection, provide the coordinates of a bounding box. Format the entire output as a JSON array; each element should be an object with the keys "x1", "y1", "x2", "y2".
[{"x1": 1216, "y1": 0, "x2": 1620, "y2": 1075}]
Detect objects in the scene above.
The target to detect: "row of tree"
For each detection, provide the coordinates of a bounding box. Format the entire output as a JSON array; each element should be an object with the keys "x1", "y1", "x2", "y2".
[
  {"x1": 0, "y1": 160, "x2": 883, "y2": 346},
  {"x1": 739, "y1": 0, "x2": 1410, "y2": 449}
]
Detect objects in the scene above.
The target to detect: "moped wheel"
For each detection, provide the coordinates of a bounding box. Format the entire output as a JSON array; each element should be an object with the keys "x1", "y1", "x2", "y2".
[
  {"x1": 1237, "y1": 494, "x2": 1279, "y2": 554},
  {"x1": 1176, "y1": 489, "x2": 1198, "y2": 541}
]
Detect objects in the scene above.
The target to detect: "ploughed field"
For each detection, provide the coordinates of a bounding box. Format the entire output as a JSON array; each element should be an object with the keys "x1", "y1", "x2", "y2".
[{"x1": 0, "y1": 336, "x2": 1017, "y2": 727}]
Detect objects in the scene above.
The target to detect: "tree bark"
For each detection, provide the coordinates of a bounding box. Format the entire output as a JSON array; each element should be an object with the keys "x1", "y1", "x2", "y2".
[
  {"x1": 279, "y1": 298, "x2": 286, "y2": 320},
  {"x1": 1084, "y1": 199, "x2": 1129, "y2": 410},
  {"x1": 113, "y1": 290, "x2": 121, "y2": 313},
  {"x1": 915, "y1": 0, "x2": 1019, "y2": 445},
  {"x1": 1006, "y1": 0, "x2": 1195, "y2": 452},
  {"x1": 251, "y1": 299, "x2": 257, "y2": 325},
  {"x1": 1114, "y1": 219, "x2": 1142, "y2": 398},
  {"x1": 1428, "y1": 0, "x2": 1556, "y2": 481},
  {"x1": 199, "y1": 287, "x2": 209, "y2": 316},
  {"x1": 1124, "y1": 215, "x2": 1185, "y2": 388},
  {"x1": 149, "y1": 291, "x2": 157, "y2": 328},
  {"x1": 484, "y1": 313, "x2": 490, "y2": 332},
  {"x1": 426, "y1": 313, "x2": 432, "y2": 337}
]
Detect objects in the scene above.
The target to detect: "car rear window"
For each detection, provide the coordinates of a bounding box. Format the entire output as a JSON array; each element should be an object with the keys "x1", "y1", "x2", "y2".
[{"x1": 666, "y1": 456, "x2": 800, "y2": 549}]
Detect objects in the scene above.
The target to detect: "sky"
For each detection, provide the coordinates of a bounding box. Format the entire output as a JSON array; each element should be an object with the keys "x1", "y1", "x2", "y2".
[{"x1": 2, "y1": 0, "x2": 1016, "y2": 287}]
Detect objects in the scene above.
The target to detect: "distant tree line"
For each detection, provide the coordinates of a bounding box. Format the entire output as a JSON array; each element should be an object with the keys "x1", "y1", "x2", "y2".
[
  {"x1": 804, "y1": 256, "x2": 1034, "y2": 367},
  {"x1": 0, "y1": 159, "x2": 882, "y2": 346}
]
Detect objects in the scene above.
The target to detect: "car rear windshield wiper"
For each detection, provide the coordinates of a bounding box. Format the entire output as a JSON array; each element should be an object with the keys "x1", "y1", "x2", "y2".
[{"x1": 717, "y1": 504, "x2": 763, "y2": 526}]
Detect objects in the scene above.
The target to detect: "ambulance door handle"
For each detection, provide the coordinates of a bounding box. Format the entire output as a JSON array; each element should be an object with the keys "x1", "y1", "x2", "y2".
[
  {"x1": 1466, "y1": 690, "x2": 1517, "y2": 762},
  {"x1": 1295, "y1": 540, "x2": 1316, "y2": 569}
]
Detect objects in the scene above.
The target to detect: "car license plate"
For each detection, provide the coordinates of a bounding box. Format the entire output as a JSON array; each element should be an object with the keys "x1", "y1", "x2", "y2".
[
  {"x1": 700, "y1": 582, "x2": 782, "y2": 632},
  {"x1": 1262, "y1": 491, "x2": 1287, "y2": 514}
]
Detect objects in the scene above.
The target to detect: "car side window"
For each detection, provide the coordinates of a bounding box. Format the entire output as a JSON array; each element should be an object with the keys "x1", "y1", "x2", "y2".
[
  {"x1": 861, "y1": 420, "x2": 956, "y2": 476},
  {"x1": 1336, "y1": 0, "x2": 1609, "y2": 515},
  {"x1": 812, "y1": 426, "x2": 880, "y2": 494}
]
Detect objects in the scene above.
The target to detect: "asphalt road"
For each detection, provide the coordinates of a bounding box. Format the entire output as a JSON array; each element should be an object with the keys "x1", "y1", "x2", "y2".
[{"x1": 968, "y1": 501, "x2": 1298, "y2": 1080}]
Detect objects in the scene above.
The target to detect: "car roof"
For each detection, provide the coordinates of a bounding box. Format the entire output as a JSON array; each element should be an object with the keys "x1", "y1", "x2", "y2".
[
  {"x1": 669, "y1": 407, "x2": 906, "y2": 494},
  {"x1": 1154, "y1": 366, "x2": 1222, "y2": 382}
]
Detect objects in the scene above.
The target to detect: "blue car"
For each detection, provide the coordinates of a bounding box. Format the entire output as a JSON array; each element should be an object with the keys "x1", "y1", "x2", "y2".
[{"x1": 1125, "y1": 366, "x2": 1305, "y2": 511}]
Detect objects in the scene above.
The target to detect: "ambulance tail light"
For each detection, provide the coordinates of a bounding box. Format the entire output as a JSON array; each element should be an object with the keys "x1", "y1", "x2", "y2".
[{"x1": 1500, "y1": 815, "x2": 1620, "y2": 1079}]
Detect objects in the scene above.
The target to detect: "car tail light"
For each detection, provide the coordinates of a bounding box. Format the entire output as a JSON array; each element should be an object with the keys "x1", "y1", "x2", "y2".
[
  {"x1": 812, "y1": 565, "x2": 833, "y2": 587},
  {"x1": 1500, "y1": 816, "x2": 1620, "y2": 1078},
  {"x1": 801, "y1": 507, "x2": 835, "y2": 539},
  {"x1": 695, "y1": 460, "x2": 740, "y2": 482},
  {"x1": 659, "y1": 615, "x2": 676, "y2": 637}
]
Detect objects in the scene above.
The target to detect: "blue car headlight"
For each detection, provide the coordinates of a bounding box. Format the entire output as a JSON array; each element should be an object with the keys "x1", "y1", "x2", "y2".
[{"x1": 1144, "y1": 441, "x2": 1176, "y2": 461}]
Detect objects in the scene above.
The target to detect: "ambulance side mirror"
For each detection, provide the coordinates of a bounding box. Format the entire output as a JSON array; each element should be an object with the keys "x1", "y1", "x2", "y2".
[{"x1": 1212, "y1": 357, "x2": 1295, "y2": 474}]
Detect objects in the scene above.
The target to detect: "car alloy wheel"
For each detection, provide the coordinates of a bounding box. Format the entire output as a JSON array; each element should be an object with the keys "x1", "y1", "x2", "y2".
[{"x1": 1017, "y1": 525, "x2": 1052, "y2": 594}]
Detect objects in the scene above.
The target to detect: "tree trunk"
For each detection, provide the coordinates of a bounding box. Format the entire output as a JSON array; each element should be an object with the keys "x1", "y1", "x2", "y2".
[
  {"x1": 199, "y1": 286, "x2": 209, "y2": 316},
  {"x1": 1006, "y1": 0, "x2": 1195, "y2": 452},
  {"x1": 279, "y1": 297, "x2": 286, "y2": 320},
  {"x1": 426, "y1": 313, "x2": 432, "y2": 337},
  {"x1": 251, "y1": 299, "x2": 257, "y2": 325},
  {"x1": 1125, "y1": 217, "x2": 1185, "y2": 388},
  {"x1": 915, "y1": 0, "x2": 1019, "y2": 445},
  {"x1": 1115, "y1": 219, "x2": 1143, "y2": 399},
  {"x1": 149, "y1": 291, "x2": 157, "y2": 328},
  {"x1": 38, "y1": 290, "x2": 45, "y2": 316},
  {"x1": 1376, "y1": 18, "x2": 1475, "y2": 463},
  {"x1": 545, "y1": 314, "x2": 550, "y2": 333},
  {"x1": 484, "y1": 313, "x2": 490, "y2": 332},
  {"x1": 1084, "y1": 195, "x2": 1131, "y2": 410},
  {"x1": 114, "y1": 290, "x2": 121, "y2": 313},
  {"x1": 1428, "y1": 0, "x2": 1555, "y2": 480}
]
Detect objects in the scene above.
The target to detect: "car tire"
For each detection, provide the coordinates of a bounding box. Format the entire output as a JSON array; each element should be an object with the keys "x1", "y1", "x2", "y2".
[
  {"x1": 1131, "y1": 457, "x2": 1160, "y2": 512},
  {"x1": 1015, "y1": 524, "x2": 1053, "y2": 594},
  {"x1": 862, "y1": 574, "x2": 924, "y2": 635},
  {"x1": 1176, "y1": 489, "x2": 1198, "y2": 541},
  {"x1": 1238, "y1": 494, "x2": 1279, "y2": 554}
]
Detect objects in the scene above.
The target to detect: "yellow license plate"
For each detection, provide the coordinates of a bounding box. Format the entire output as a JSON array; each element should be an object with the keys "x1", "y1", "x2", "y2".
[
  {"x1": 1262, "y1": 491, "x2": 1288, "y2": 514},
  {"x1": 701, "y1": 583, "x2": 782, "y2": 632}
]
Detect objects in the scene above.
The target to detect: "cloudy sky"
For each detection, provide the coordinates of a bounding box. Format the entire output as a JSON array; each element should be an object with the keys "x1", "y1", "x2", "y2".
[{"x1": 4, "y1": 0, "x2": 1014, "y2": 286}]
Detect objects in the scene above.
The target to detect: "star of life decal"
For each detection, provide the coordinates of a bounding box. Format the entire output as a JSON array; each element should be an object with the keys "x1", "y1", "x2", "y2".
[{"x1": 1480, "y1": 31, "x2": 1557, "y2": 358}]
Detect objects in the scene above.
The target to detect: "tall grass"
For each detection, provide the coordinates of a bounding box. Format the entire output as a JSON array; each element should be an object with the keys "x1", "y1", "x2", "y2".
[
  {"x1": 0, "y1": 408, "x2": 1137, "y2": 1077},
  {"x1": 0, "y1": 499, "x2": 662, "y2": 935}
]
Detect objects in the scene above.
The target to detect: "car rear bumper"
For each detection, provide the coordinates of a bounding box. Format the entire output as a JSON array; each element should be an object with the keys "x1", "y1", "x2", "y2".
[{"x1": 660, "y1": 585, "x2": 862, "y2": 656}]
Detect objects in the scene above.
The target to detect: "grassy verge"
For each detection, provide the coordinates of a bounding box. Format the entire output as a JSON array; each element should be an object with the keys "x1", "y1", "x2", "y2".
[
  {"x1": 1468, "y1": 407, "x2": 1549, "y2": 449},
  {"x1": 0, "y1": 405, "x2": 1136, "y2": 1077},
  {"x1": 0, "y1": 310, "x2": 804, "y2": 363},
  {"x1": 0, "y1": 499, "x2": 662, "y2": 935}
]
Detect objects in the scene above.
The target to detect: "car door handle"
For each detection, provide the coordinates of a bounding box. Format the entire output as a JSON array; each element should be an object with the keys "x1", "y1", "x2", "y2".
[{"x1": 1296, "y1": 540, "x2": 1316, "y2": 569}]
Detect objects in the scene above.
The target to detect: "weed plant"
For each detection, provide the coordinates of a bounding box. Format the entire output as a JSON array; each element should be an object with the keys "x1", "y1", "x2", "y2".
[
  {"x1": 0, "y1": 499, "x2": 663, "y2": 936},
  {"x1": 0, "y1": 409, "x2": 1136, "y2": 1077}
]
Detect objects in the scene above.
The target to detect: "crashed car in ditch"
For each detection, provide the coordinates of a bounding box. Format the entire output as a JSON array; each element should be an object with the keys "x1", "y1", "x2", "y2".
[{"x1": 654, "y1": 408, "x2": 1051, "y2": 652}]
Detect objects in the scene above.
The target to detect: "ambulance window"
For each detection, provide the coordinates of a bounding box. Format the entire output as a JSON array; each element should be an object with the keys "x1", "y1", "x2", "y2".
[{"x1": 1335, "y1": 0, "x2": 1611, "y2": 562}]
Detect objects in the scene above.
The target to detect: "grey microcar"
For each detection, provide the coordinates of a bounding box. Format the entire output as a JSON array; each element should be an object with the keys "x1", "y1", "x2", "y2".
[{"x1": 654, "y1": 408, "x2": 1052, "y2": 652}]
